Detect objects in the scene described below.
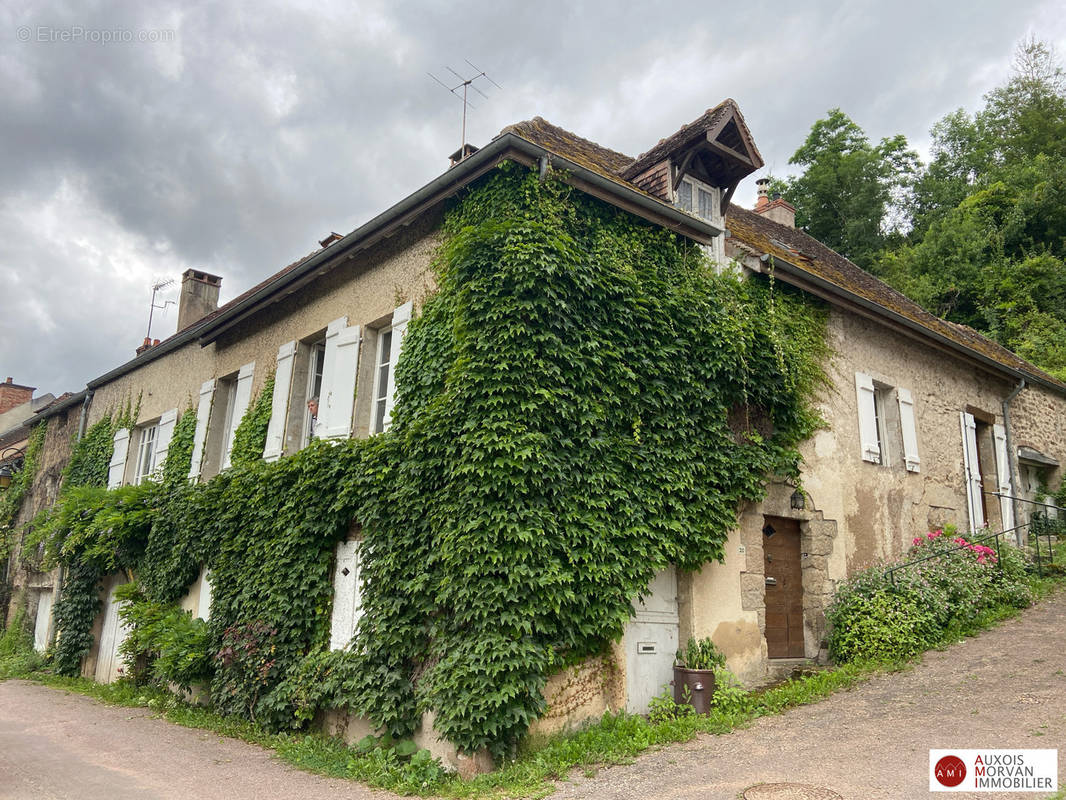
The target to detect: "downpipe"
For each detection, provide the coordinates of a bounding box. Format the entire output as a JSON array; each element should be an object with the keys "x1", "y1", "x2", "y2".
[{"x1": 1002, "y1": 379, "x2": 1026, "y2": 546}]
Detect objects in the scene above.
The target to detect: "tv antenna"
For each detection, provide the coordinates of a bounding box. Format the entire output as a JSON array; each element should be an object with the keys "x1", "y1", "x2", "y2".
[
  {"x1": 146, "y1": 278, "x2": 175, "y2": 340},
  {"x1": 428, "y1": 61, "x2": 502, "y2": 160}
]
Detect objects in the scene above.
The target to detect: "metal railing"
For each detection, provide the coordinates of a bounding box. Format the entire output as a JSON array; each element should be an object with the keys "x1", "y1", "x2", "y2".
[{"x1": 886, "y1": 494, "x2": 1063, "y2": 584}]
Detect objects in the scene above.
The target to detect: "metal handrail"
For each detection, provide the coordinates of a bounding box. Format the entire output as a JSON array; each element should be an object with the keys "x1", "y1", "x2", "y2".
[{"x1": 886, "y1": 514, "x2": 1061, "y2": 585}]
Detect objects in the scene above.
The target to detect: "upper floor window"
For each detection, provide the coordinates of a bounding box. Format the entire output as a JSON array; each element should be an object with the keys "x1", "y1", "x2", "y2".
[
  {"x1": 134, "y1": 423, "x2": 158, "y2": 484},
  {"x1": 371, "y1": 327, "x2": 393, "y2": 434},
  {"x1": 855, "y1": 372, "x2": 920, "y2": 472},
  {"x1": 302, "y1": 340, "x2": 326, "y2": 446},
  {"x1": 676, "y1": 176, "x2": 720, "y2": 224}
]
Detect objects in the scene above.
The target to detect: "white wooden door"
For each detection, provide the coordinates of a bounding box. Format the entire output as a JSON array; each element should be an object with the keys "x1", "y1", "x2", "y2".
[
  {"x1": 94, "y1": 584, "x2": 131, "y2": 684},
  {"x1": 622, "y1": 568, "x2": 679, "y2": 714},
  {"x1": 33, "y1": 589, "x2": 53, "y2": 653}
]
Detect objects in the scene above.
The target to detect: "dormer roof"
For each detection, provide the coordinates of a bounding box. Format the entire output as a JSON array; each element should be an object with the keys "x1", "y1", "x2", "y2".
[{"x1": 620, "y1": 99, "x2": 764, "y2": 191}]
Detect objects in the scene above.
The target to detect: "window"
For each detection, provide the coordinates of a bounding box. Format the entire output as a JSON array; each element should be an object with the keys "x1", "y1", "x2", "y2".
[
  {"x1": 135, "y1": 424, "x2": 157, "y2": 484},
  {"x1": 111, "y1": 408, "x2": 178, "y2": 487},
  {"x1": 220, "y1": 362, "x2": 255, "y2": 470},
  {"x1": 855, "y1": 373, "x2": 919, "y2": 471},
  {"x1": 372, "y1": 327, "x2": 393, "y2": 434},
  {"x1": 675, "y1": 176, "x2": 719, "y2": 223},
  {"x1": 675, "y1": 176, "x2": 725, "y2": 267},
  {"x1": 302, "y1": 341, "x2": 326, "y2": 445}
]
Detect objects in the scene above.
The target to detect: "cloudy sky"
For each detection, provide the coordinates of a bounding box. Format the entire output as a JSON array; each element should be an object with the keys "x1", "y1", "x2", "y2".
[{"x1": 2, "y1": 0, "x2": 1065, "y2": 397}]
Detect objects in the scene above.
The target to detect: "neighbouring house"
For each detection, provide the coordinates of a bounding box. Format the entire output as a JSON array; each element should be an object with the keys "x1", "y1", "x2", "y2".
[
  {"x1": 5, "y1": 99, "x2": 1065, "y2": 768},
  {"x1": 1, "y1": 389, "x2": 84, "y2": 641}
]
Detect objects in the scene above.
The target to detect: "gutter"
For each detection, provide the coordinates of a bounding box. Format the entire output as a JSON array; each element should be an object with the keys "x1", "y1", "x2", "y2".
[
  {"x1": 760, "y1": 254, "x2": 1065, "y2": 397},
  {"x1": 193, "y1": 133, "x2": 722, "y2": 345},
  {"x1": 1002, "y1": 379, "x2": 1026, "y2": 542}
]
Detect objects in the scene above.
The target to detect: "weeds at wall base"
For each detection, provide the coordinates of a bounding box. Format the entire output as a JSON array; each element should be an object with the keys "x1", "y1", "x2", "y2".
[{"x1": 4, "y1": 576, "x2": 1062, "y2": 799}]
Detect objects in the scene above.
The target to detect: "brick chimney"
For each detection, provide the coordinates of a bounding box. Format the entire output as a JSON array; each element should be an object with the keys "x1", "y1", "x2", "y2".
[
  {"x1": 754, "y1": 177, "x2": 796, "y2": 228},
  {"x1": 0, "y1": 377, "x2": 34, "y2": 415},
  {"x1": 177, "y1": 269, "x2": 222, "y2": 332}
]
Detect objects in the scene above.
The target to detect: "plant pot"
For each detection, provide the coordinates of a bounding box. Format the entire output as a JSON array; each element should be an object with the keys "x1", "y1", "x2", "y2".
[{"x1": 672, "y1": 666, "x2": 715, "y2": 714}]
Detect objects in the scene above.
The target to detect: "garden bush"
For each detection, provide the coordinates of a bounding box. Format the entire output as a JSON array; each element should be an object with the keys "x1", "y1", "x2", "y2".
[{"x1": 826, "y1": 526, "x2": 1033, "y2": 663}]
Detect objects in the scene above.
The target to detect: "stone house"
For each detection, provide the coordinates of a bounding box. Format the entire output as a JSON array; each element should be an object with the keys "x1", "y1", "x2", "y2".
[{"x1": 8, "y1": 99, "x2": 1066, "y2": 754}]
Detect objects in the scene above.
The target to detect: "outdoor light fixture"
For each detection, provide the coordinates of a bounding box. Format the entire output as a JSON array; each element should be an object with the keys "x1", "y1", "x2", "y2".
[
  {"x1": 790, "y1": 489, "x2": 805, "y2": 510},
  {"x1": 0, "y1": 446, "x2": 27, "y2": 490}
]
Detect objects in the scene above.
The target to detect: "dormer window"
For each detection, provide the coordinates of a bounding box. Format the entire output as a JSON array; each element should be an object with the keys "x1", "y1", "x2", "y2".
[{"x1": 676, "y1": 176, "x2": 720, "y2": 223}]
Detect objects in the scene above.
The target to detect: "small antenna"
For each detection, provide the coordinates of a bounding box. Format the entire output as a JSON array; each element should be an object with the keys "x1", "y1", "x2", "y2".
[
  {"x1": 428, "y1": 61, "x2": 502, "y2": 161},
  {"x1": 146, "y1": 278, "x2": 176, "y2": 341}
]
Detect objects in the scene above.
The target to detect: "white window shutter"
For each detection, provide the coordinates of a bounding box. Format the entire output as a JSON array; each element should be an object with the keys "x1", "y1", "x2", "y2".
[
  {"x1": 383, "y1": 301, "x2": 413, "y2": 430},
  {"x1": 222, "y1": 362, "x2": 256, "y2": 469},
  {"x1": 189, "y1": 379, "x2": 215, "y2": 481},
  {"x1": 196, "y1": 569, "x2": 212, "y2": 621},
  {"x1": 960, "y1": 412, "x2": 984, "y2": 532},
  {"x1": 993, "y1": 423, "x2": 1015, "y2": 531},
  {"x1": 263, "y1": 341, "x2": 297, "y2": 461},
  {"x1": 107, "y1": 428, "x2": 131, "y2": 489},
  {"x1": 329, "y1": 540, "x2": 362, "y2": 650},
  {"x1": 318, "y1": 316, "x2": 349, "y2": 436},
  {"x1": 896, "y1": 388, "x2": 921, "y2": 473},
  {"x1": 322, "y1": 325, "x2": 361, "y2": 440},
  {"x1": 151, "y1": 408, "x2": 179, "y2": 476},
  {"x1": 855, "y1": 373, "x2": 881, "y2": 464}
]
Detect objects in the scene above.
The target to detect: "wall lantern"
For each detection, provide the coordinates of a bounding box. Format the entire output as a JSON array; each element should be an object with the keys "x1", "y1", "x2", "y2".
[
  {"x1": 0, "y1": 446, "x2": 27, "y2": 490},
  {"x1": 790, "y1": 489, "x2": 805, "y2": 510}
]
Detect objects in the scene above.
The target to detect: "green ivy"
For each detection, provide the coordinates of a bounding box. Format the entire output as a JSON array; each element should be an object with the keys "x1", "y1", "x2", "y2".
[
  {"x1": 39, "y1": 162, "x2": 828, "y2": 756},
  {"x1": 61, "y1": 416, "x2": 116, "y2": 491},
  {"x1": 230, "y1": 374, "x2": 274, "y2": 469},
  {"x1": 0, "y1": 422, "x2": 48, "y2": 557}
]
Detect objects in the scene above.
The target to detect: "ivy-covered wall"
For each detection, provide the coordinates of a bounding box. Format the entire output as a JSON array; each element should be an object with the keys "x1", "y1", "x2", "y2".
[{"x1": 34, "y1": 161, "x2": 828, "y2": 758}]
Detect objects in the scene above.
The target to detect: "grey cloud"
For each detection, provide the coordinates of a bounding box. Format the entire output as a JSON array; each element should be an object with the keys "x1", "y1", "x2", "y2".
[{"x1": 1, "y1": 0, "x2": 1062, "y2": 395}]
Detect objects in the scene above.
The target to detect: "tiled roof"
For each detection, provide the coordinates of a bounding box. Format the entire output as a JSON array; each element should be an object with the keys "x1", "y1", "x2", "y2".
[
  {"x1": 499, "y1": 112, "x2": 1064, "y2": 392},
  {"x1": 726, "y1": 207, "x2": 1064, "y2": 388},
  {"x1": 620, "y1": 99, "x2": 764, "y2": 182},
  {"x1": 500, "y1": 117, "x2": 637, "y2": 183}
]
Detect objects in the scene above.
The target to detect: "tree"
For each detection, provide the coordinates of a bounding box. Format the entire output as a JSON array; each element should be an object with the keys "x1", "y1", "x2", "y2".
[{"x1": 783, "y1": 109, "x2": 918, "y2": 270}]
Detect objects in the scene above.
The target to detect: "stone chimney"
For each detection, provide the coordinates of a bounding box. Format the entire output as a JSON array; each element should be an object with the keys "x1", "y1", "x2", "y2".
[
  {"x1": 753, "y1": 177, "x2": 796, "y2": 228},
  {"x1": 0, "y1": 377, "x2": 34, "y2": 415},
  {"x1": 177, "y1": 269, "x2": 222, "y2": 332}
]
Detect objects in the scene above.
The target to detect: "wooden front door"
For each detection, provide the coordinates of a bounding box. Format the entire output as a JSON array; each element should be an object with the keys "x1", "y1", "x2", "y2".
[{"x1": 763, "y1": 516, "x2": 805, "y2": 658}]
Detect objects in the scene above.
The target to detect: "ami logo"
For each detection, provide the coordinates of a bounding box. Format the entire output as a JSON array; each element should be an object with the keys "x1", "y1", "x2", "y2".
[{"x1": 934, "y1": 755, "x2": 967, "y2": 787}]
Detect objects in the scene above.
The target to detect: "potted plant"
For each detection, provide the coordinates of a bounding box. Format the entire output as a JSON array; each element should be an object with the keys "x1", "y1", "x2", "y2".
[{"x1": 673, "y1": 636, "x2": 725, "y2": 714}]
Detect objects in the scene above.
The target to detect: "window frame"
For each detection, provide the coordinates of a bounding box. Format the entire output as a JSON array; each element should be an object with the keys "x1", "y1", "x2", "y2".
[
  {"x1": 134, "y1": 422, "x2": 158, "y2": 485},
  {"x1": 301, "y1": 339, "x2": 327, "y2": 446},
  {"x1": 371, "y1": 325, "x2": 394, "y2": 434}
]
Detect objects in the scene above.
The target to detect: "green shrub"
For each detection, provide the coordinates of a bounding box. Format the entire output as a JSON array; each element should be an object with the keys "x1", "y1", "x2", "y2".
[
  {"x1": 827, "y1": 528, "x2": 1035, "y2": 663},
  {"x1": 826, "y1": 570, "x2": 940, "y2": 663},
  {"x1": 116, "y1": 582, "x2": 213, "y2": 692},
  {"x1": 0, "y1": 607, "x2": 44, "y2": 679}
]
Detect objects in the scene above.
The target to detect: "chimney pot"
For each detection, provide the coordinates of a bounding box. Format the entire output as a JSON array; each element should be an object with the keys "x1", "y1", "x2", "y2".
[
  {"x1": 755, "y1": 177, "x2": 771, "y2": 211},
  {"x1": 177, "y1": 269, "x2": 223, "y2": 332}
]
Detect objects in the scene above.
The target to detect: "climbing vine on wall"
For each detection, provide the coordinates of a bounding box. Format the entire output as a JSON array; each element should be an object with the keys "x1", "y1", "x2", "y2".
[
  {"x1": 39, "y1": 162, "x2": 829, "y2": 756},
  {"x1": 0, "y1": 422, "x2": 48, "y2": 559},
  {"x1": 230, "y1": 374, "x2": 274, "y2": 469}
]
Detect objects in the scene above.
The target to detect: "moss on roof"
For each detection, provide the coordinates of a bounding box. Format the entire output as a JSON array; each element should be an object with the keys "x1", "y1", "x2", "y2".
[{"x1": 726, "y1": 206, "x2": 1065, "y2": 389}]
